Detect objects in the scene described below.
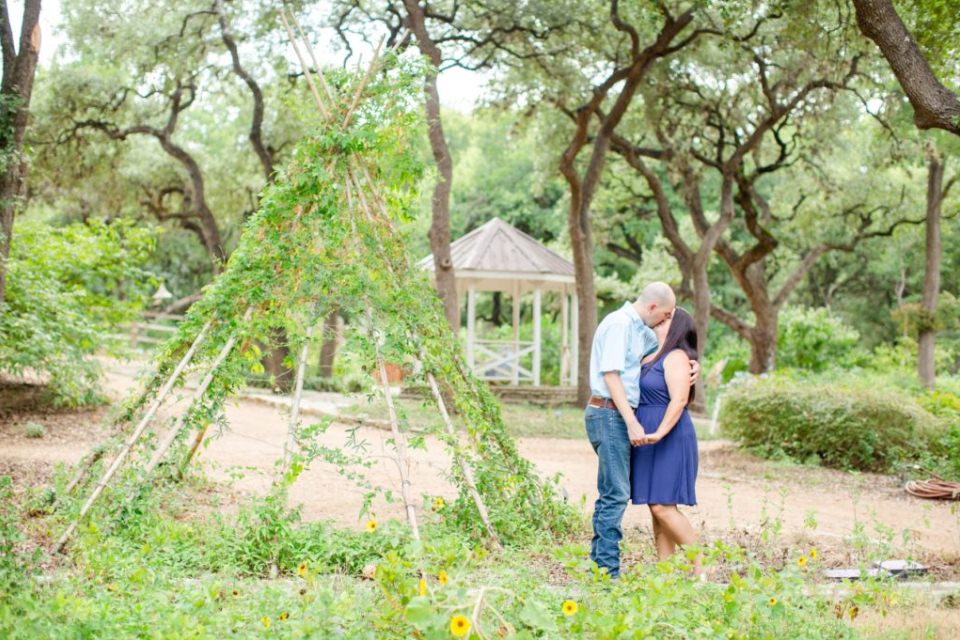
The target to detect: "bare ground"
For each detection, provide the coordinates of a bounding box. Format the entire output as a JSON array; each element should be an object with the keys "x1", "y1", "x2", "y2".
[{"x1": 2, "y1": 361, "x2": 958, "y2": 574}]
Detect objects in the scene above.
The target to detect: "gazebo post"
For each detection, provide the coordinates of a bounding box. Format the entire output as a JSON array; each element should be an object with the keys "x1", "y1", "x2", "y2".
[
  {"x1": 570, "y1": 292, "x2": 579, "y2": 386},
  {"x1": 466, "y1": 285, "x2": 476, "y2": 370},
  {"x1": 511, "y1": 280, "x2": 521, "y2": 385},
  {"x1": 560, "y1": 288, "x2": 569, "y2": 385},
  {"x1": 533, "y1": 287, "x2": 542, "y2": 386}
]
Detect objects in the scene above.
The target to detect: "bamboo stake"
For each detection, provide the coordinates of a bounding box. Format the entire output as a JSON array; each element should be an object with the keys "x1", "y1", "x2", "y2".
[
  {"x1": 55, "y1": 320, "x2": 214, "y2": 552},
  {"x1": 278, "y1": 11, "x2": 329, "y2": 118},
  {"x1": 179, "y1": 418, "x2": 212, "y2": 475},
  {"x1": 280, "y1": 321, "x2": 315, "y2": 478},
  {"x1": 370, "y1": 317, "x2": 420, "y2": 542},
  {"x1": 340, "y1": 36, "x2": 384, "y2": 129},
  {"x1": 284, "y1": 9, "x2": 338, "y2": 109},
  {"x1": 135, "y1": 311, "x2": 250, "y2": 488},
  {"x1": 56, "y1": 322, "x2": 215, "y2": 506},
  {"x1": 424, "y1": 366, "x2": 501, "y2": 547}
]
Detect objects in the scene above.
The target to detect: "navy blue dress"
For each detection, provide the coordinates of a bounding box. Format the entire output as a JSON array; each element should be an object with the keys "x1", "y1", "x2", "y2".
[{"x1": 630, "y1": 351, "x2": 698, "y2": 506}]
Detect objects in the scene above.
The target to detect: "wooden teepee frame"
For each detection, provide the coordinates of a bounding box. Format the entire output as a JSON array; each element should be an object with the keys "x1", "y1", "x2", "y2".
[{"x1": 54, "y1": 10, "x2": 504, "y2": 553}]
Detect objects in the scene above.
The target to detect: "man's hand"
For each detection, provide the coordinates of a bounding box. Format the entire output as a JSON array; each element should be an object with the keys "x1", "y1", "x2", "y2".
[
  {"x1": 627, "y1": 417, "x2": 646, "y2": 446},
  {"x1": 689, "y1": 360, "x2": 701, "y2": 385}
]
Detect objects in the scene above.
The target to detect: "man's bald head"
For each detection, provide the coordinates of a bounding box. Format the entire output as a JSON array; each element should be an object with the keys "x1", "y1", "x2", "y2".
[{"x1": 635, "y1": 282, "x2": 676, "y2": 328}]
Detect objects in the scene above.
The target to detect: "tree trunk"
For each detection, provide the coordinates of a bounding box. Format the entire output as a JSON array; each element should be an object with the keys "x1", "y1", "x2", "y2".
[
  {"x1": 852, "y1": 0, "x2": 960, "y2": 136},
  {"x1": 318, "y1": 309, "x2": 339, "y2": 378},
  {"x1": 0, "y1": 0, "x2": 41, "y2": 305},
  {"x1": 403, "y1": 0, "x2": 458, "y2": 332},
  {"x1": 918, "y1": 150, "x2": 944, "y2": 388},
  {"x1": 568, "y1": 196, "x2": 599, "y2": 404},
  {"x1": 748, "y1": 313, "x2": 778, "y2": 374}
]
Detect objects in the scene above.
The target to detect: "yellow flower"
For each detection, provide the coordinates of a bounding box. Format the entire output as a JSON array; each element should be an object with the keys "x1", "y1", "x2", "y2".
[
  {"x1": 438, "y1": 570, "x2": 449, "y2": 585},
  {"x1": 433, "y1": 496, "x2": 446, "y2": 511},
  {"x1": 261, "y1": 616, "x2": 271, "y2": 629},
  {"x1": 809, "y1": 548, "x2": 818, "y2": 560},
  {"x1": 450, "y1": 615, "x2": 471, "y2": 637},
  {"x1": 849, "y1": 604, "x2": 859, "y2": 621},
  {"x1": 231, "y1": 589, "x2": 239, "y2": 597},
  {"x1": 798, "y1": 556, "x2": 808, "y2": 568},
  {"x1": 562, "y1": 600, "x2": 578, "y2": 616},
  {"x1": 297, "y1": 562, "x2": 308, "y2": 577},
  {"x1": 419, "y1": 578, "x2": 427, "y2": 596},
  {"x1": 279, "y1": 611, "x2": 289, "y2": 621},
  {"x1": 365, "y1": 519, "x2": 378, "y2": 533},
  {"x1": 768, "y1": 597, "x2": 778, "y2": 606}
]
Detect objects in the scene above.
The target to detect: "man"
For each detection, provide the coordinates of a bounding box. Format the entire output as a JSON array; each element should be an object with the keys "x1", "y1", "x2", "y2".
[{"x1": 585, "y1": 282, "x2": 696, "y2": 578}]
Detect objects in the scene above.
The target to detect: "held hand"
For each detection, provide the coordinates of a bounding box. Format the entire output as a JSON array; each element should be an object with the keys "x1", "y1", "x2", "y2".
[
  {"x1": 644, "y1": 429, "x2": 665, "y2": 445},
  {"x1": 627, "y1": 418, "x2": 646, "y2": 447},
  {"x1": 689, "y1": 359, "x2": 701, "y2": 385}
]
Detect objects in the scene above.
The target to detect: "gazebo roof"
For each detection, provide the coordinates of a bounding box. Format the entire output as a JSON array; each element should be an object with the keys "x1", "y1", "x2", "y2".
[{"x1": 419, "y1": 217, "x2": 575, "y2": 288}]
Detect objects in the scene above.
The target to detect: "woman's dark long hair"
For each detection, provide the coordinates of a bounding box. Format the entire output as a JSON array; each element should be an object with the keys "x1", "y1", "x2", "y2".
[{"x1": 659, "y1": 307, "x2": 699, "y2": 403}]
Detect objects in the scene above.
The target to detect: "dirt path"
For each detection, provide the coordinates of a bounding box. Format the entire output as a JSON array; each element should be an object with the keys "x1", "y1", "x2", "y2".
[{"x1": 2, "y1": 362, "x2": 958, "y2": 564}]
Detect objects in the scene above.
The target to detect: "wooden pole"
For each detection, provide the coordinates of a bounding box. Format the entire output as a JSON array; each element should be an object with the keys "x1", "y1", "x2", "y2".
[
  {"x1": 560, "y1": 288, "x2": 569, "y2": 386},
  {"x1": 532, "y1": 287, "x2": 542, "y2": 387},
  {"x1": 136, "y1": 312, "x2": 250, "y2": 485},
  {"x1": 512, "y1": 281, "x2": 520, "y2": 385},
  {"x1": 467, "y1": 286, "x2": 476, "y2": 371},
  {"x1": 424, "y1": 367, "x2": 501, "y2": 547},
  {"x1": 372, "y1": 331, "x2": 421, "y2": 542},
  {"x1": 570, "y1": 292, "x2": 579, "y2": 386},
  {"x1": 58, "y1": 321, "x2": 214, "y2": 505},
  {"x1": 55, "y1": 320, "x2": 215, "y2": 552},
  {"x1": 281, "y1": 321, "x2": 315, "y2": 478}
]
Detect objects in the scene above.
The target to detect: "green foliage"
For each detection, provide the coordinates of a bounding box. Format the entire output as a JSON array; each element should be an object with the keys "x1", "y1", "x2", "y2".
[
  {"x1": 23, "y1": 422, "x2": 45, "y2": 439},
  {"x1": 777, "y1": 306, "x2": 868, "y2": 372},
  {"x1": 720, "y1": 375, "x2": 945, "y2": 472},
  {"x1": 0, "y1": 218, "x2": 156, "y2": 406}
]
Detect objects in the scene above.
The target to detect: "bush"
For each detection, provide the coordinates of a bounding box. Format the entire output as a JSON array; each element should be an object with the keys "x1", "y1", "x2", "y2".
[
  {"x1": 720, "y1": 375, "x2": 945, "y2": 472},
  {"x1": 777, "y1": 306, "x2": 867, "y2": 371},
  {"x1": 23, "y1": 423, "x2": 44, "y2": 439},
  {"x1": 0, "y1": 219, "x2": 156, "y2": 406}
]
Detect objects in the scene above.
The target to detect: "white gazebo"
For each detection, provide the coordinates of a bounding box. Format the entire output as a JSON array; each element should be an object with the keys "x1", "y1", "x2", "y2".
[{"x1": 420, "y1": 217, "x2": 578, "y2": 386}]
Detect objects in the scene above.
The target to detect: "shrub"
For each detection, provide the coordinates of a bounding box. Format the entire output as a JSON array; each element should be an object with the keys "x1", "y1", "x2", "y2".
[
  {"x1": 23, "y1": 423, "x2": 44, "y2": 439},
  {"x1": 777, "y1": 306, "x2": 867, "y2": 371},
  {"x1": 720, "y1": 375, "x2": 944, "y2": 472},
  {"x1": 0, "y1": 219, "x2": 156, "y2": 406}
]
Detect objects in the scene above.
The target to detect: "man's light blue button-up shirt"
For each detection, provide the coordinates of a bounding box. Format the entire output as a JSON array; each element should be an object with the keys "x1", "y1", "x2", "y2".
[{"x1": 589, "y1": 302, "x2": 659, "y2": 408}]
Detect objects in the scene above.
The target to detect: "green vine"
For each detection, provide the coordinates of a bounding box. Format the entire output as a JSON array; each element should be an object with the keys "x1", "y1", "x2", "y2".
[{"x1": 119, "y1": 53, "x2": 575, "y2": 544}]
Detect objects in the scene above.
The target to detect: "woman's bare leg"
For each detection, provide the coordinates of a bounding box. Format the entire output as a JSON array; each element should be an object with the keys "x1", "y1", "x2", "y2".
[
  {"x1": 649, "y1": 504, "x2": 702, "y2": 576},
  {"x1": 650, "y1": 509, "x2": 676, "y2": 559}
]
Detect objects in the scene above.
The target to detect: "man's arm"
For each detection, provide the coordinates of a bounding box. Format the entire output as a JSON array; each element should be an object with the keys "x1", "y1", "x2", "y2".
[{"x1": 603, "y1": 371, "x2": 645, "y2": 446}]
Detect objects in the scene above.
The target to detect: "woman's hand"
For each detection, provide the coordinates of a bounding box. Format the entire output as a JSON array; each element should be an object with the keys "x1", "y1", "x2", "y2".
[{"x1": 643, "y1": 429, "x2": 666, "y2": 445}]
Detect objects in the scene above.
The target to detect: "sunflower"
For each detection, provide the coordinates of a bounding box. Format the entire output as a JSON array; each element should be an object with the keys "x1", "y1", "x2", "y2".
[
  {"x1": 809, "y1": 548, "x2": 818, "y2": 560},
  {"x1": 365, "y1": 519, "x2": 378, "y2": 533},
  {"x1": 438, "y1": 570, "x2": 449, "y2": 585},
  {"x1": 798, "y1": 556, "x2": 808, "y2": 568},
  {"x1": 297, "y1": 562, "x2": 308, "y2": 577},
  {"x1": 279, "y1": 612, "x2": 289, "y2": 621},
  {"x1": 261, "y1": 616, "x2": 271, "y2": 629},
  {"x1": 450, "y1": 615, "x2": 471, "y2": 637},
  {"x1": 433, "y1": 496, "x2": 445, "y2": 511},
  {"x1": 768, "y1": 597, "x2": 778, "y2": 606},
  {"x1": 849, "y1": 604, "x2": 859, "y2": 620},
  {"x1": 562, "y1": 600, "x2": 578, "y2": 616},
  {"x1": 419, "y1": 578, "x2": 427, "y2": 596}
]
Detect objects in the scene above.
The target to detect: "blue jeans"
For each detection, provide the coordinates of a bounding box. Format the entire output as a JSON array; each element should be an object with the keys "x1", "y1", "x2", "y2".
[{"x1": 585, "y1": 405, "x2": 631, "y2": 578}]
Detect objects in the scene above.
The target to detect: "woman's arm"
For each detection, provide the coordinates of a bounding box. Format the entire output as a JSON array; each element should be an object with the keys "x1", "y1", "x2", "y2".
[{"x1": 644, "y1": 350, "x2": 692, "y2": 445}]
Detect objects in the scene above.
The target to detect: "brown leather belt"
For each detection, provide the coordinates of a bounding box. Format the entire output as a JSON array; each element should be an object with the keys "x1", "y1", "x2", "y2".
[{"x1": 588, "y1": 395, "x2": 617, "y2": 410}]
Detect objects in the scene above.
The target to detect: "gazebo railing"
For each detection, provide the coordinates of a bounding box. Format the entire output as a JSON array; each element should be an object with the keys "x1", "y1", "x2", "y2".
[{"x1": 473, "y1": 339, "x2": 535, "y2": 383}]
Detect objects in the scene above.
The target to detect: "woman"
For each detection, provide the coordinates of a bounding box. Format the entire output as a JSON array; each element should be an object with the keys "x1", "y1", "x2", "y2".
[{"x1": 630, "y1": 307, "x2": 701, "y2": 571}]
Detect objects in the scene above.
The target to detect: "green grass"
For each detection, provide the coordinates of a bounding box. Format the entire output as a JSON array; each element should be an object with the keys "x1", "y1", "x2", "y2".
[{"x1": 339, "y1": 396, "x2": 721, "y2": 441}]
